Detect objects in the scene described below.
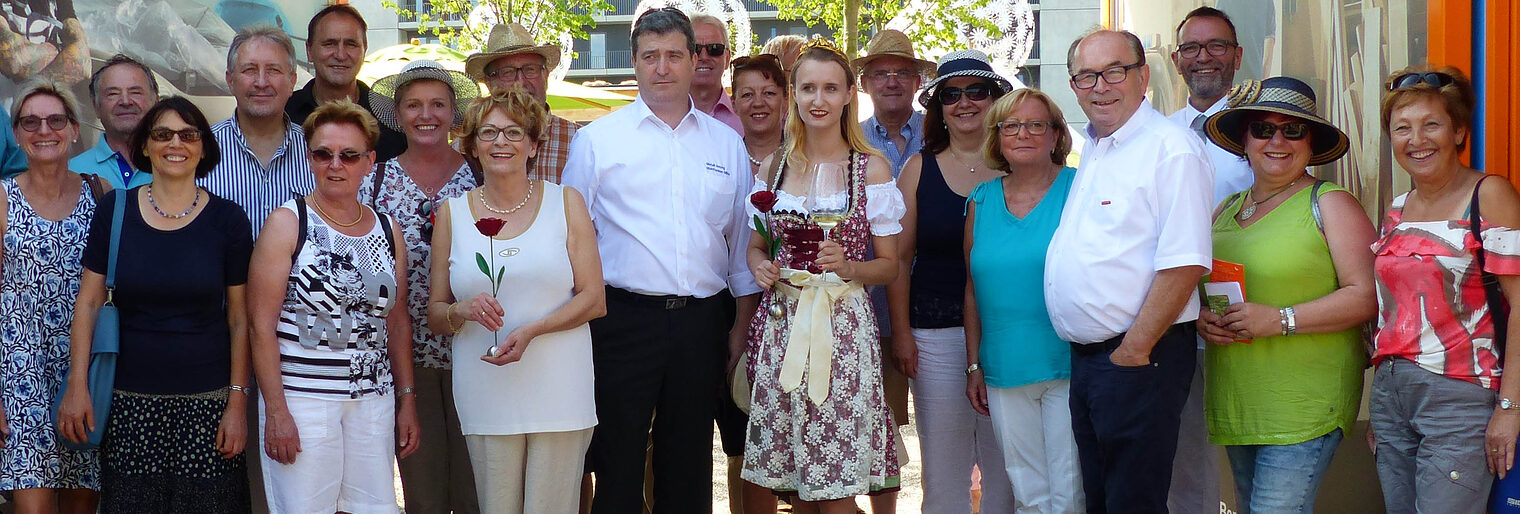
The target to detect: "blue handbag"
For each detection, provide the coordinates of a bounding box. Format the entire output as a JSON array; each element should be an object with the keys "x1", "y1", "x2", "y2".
[{"x1": 50, "y1": 190, "x2": 125, "y2": 450}]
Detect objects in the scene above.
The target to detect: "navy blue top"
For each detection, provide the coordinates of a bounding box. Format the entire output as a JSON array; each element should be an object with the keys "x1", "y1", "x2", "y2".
[
  {"x1": 83, "y1": 188, "x2": 253, "y2": 394},
  {"x1": 909, "y1": 153, "x2": 969, "y2": 329}
]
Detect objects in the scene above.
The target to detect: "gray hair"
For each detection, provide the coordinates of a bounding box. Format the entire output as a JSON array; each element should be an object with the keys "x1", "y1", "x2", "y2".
[
  {"x1": 88, "y1": 54, "x2": 159, "y2": 102},
  {"x1": 689, "y1": 13, "x2": 727, "y2": 42},
  {"x1": 1066, "y1": 29, "x2": 1145, "y2": 73},
  {"x1": 227, "y1": 25, "x2": 298, "y2": 74},
  {"x1": 631, "y1": 7, "x2": 697, "y2": 56}
]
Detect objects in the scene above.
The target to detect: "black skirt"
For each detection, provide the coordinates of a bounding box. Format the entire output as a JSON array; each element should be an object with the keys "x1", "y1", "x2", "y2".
[{"x1": 99, "y1": 389, "x2": 251, "y2": 514}]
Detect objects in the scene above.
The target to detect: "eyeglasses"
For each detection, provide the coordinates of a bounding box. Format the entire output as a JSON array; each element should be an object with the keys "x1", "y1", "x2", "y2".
[
  {"x1": 148, "y1": 127, "x2": 203, "y2": 143},
  {"x1": 477, "y1": 125, "x2": 529, "y2": 142},
  {"x1": 16, "y1": 114, "x2": 71, "y2": 132},
  {"x1": 308, "y1": 148, "x2": 370, "y2": 165},
  {"x1": 1175, "y1": 39, "x2": 1237, "y2": 59},
  {"x1": 1070, "y1": 62, "x2": 1145, "y2": 90},
  {"x1": 1246, "y1": 120, "x2": 1310, "y2": 141},
  {"x1": 418, "y1": 198, "x2": 435, "y2": 243},
  {"x1": 996, "y1": 119, "x2": 1053, "y2": 136},
  {"x1": 1389, "y1": 72, "x2": 1455, "y2": 91},
  {"x1": 866, "y1": 70, "x2": 919, "y2": 84},
  {"x1": 698, "y1": 43, "x2": 727, "y2": 58},
  {"x1": 484, "y1": 63, "x2": 545, "y2": 81},
  {"x1": 937, "y1": 83, "x2": 996, "y2": 105}
]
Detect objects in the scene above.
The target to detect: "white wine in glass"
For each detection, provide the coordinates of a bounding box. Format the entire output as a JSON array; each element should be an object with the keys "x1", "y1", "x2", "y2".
[{"x1": 806, "y1": 162, "x2": 849, "y2": 236}]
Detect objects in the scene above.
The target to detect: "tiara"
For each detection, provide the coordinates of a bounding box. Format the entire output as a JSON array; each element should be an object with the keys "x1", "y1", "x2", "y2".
[{"x1": 799, "y1": 37, "x2": 848, "y2": 60}]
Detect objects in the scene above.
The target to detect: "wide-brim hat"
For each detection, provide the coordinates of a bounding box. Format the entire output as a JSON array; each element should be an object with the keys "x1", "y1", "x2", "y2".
[
  {"x1": 917, "y1": 50, "x2": 1013, "y2": 107},
  {"x1": 465, "y1": 23, "x2": 562, "y2": 80},
  {"x1": 851, "y1": 29, "x2": 935, "y2": 78},
  {"x1": 369, "y1": 60, "x2": 482, "y2": 133},
  {"x1": 1205, "y1": 76, "x2": 1350, "y2": 166}
]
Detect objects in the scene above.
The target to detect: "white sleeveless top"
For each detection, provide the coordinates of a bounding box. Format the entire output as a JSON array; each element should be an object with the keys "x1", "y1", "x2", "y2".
[{"x1": 448, "y1": 183, "x2": 597, "y2": 435}]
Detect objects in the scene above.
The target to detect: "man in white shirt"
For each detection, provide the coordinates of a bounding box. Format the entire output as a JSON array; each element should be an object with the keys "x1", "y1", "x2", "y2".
[
  {"x1": 1163, "y1": 7, "x2": 1250, "y2": 513},
  {"x1": 561, "y1": 8, "x2": 758, "y2": 513},
  {"x1": 1046, "y1": 30, "x2": 1213, "y2": 514}
]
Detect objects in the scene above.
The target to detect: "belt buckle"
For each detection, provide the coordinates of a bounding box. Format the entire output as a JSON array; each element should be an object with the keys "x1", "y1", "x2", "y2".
[{"x1": 664, "y1": 297, "x2": 687, "y2": 309}]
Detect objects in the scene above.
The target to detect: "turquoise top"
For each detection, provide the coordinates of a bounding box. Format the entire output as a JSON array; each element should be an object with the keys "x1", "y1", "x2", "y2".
[
  {"x1": 70, "y1": 135, "x2": 153, "y2": 190},
  {"x1": 968, "y1": 167, "x2": 1076, "y2": 388}
]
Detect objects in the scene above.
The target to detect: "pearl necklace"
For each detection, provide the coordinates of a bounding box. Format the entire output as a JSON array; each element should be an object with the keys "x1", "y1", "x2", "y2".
[
  {"x1": 479, "y1": 181, "x2": 534, "y2": 215},
  {"x1": 146, "y1": 184, "x2": 202, "y2": 219}
]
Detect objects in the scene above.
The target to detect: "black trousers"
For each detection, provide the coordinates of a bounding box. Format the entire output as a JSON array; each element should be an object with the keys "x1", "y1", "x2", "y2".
[
  {"x1": 1069, "y1": 323, "x2": 1197, "y2": 514},
  {"x1": 589, "y1": 287, "x2": 727, "y2": 514}
]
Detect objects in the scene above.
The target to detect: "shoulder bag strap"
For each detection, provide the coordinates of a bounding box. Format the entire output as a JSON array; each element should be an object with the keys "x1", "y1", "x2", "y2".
[
  {"x1": 104, "y1": 189, "x2": 126, "y2": 293},
  {"x1": 1470, "y1": 174, "x2": 1509, "y2": 350},
  {"x1": 1309, "y1": 180, "x2": 1327, "y2": 236},
  {"x1": 377, "y1": 211, "x2": 397, "y2": 259},
  {"x1": 293, "y1": 197, "x2": 308, "y2": 262},
  {"x1": 369, "y1": 161, "x2": 388, "y2": 210},
  {"x1": 84, "y1": 174, "x2": 105, "y2": 201},
  {"x1": 1212, "y1": 191, "x2": 1247, "y2": 223}
]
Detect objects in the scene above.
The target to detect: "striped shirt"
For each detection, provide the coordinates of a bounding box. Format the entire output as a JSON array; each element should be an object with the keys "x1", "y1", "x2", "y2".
[
  {"x1": 533, "y1": 114, "x2": 579, "y2": 184},
  {"x1": 200, "y1": 116, "x2": 314, "y2": 236},
  {"x1": 275, "y1": 199, "x2": 398, "y2": 400}
]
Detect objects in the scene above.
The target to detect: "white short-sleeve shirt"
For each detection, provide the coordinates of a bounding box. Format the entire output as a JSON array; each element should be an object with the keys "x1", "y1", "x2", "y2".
[
  {"x1": 1044, "y1": 100, "x2": 1214, "y2": 344},
  {"x1": 1168, "y1": 96, "x2": 1256, "y2": 206}
]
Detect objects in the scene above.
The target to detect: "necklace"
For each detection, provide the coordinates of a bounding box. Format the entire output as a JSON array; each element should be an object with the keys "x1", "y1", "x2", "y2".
[
  {"x1": 1237, "y1": 177, "x2": 1301, "y2": 220},
  {"x1": 748, "y1": 154, "x2": 764, "y2": 168},
  {"x1": 146, "y1": 184, "x2": 202, "y2": 219},
  {"x1": 479, "y1": 181, "x2": 534, "y2": 215},
  {"x1": 311, "y1": 197, "x2": 363, "y2": 227},
  {"x1": 945, "y1": 148, "x2": 980, "y2": 173}
]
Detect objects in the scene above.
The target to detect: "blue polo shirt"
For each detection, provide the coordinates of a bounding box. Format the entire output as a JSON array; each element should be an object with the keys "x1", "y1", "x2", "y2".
[{"x1": 70, "y1": 134, "x2": 152, "y2": 190}]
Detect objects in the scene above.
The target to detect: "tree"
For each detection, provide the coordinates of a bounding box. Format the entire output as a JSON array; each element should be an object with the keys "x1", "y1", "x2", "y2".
[
  {"x1": 384, "y1": 0, "x2": 612, "y2": 54},
  {"x1": 763, "y1": 0, "x2": 1005, "y2": 58}
]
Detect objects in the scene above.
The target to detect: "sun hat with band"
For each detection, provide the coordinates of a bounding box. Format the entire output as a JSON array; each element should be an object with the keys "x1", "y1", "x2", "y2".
[
  {"x1": 917, "y1": 50, "x2": 1014, "y2": 107},
  {"x1": 851, "y1": 29, "x2": 936, "y2": 79},
  {"x1": 369, "y1": 59, "x2": 481, "y2": 134},
  {"x1": 465, "y1": 23, "x2": 562, "y2": 81},
  {"x1": 1204, "y1": 76, "x2": 1350, "y2": 166}
]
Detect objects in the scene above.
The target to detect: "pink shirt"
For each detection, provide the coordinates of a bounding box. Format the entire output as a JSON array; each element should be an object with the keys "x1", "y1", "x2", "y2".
[{"x1": 704, "y1": 93, "x2": 745, "y2": 137}]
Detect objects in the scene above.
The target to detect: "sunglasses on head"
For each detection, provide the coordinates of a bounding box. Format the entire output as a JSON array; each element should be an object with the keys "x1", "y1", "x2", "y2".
[
  {"x1": 148, "y1": 127, "x2": 203, "y2": 143},
  {"x1": 16, "y1": 114, "x2": 71, "y2": 132},
  {"x1": 937, "y1": 83, "x2": 995, "y2": 105},
  {"x1": 698, "y1": 43, "x2": 727, "y2": 58},
  {"x1": 309, "y1": 148, "x2": 368, "y2": 165},
  {"x1": 1389, "y1": 72, "x2": 1455, "y2": 91},
  {"x1": 732, "y1": 54, "x2": 779, "y2": 70},
  {"x1": 1246, "y1": 120, "x2": 1309, "y2": 141}
]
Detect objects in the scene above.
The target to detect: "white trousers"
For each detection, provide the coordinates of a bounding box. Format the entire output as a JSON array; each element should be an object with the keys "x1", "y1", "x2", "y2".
[
  {"x1": 910, "y1": 327, "x2": 1015, "y2": 514},
  {"x1": 987, "y1": 379, "x2": 1085, "y2": 514},
  {"x1": 260, "y1": 394, "x2": 399, "y2": 514},
  {"x1": 465, "y1": 428, "x2": 594, "y2": 514}
]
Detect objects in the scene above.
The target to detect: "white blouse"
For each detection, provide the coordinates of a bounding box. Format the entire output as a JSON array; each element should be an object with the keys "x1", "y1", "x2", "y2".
[{"x1": 745, "y1": 176, "x2": 907, "y2": 237}]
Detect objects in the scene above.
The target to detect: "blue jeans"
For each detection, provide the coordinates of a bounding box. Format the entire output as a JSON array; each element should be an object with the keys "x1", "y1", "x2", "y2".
[{"x1": 1224, "y1": 428, "x2": 1343, "y2": 514}]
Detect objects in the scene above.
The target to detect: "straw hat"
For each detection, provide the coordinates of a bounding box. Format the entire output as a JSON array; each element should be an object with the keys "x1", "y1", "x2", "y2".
[
  {"x1": 851, "y1": 30, "x2": 935, "y2": 77},
  {"x1": 369, "y1": 60, "x2": 481, "y2": 133},
  {"x1": 1205, "y1": 77, "x2": 1350, "y2": 166},
  {"x1": 917, "y1": 50, "x2": 1013, "y2": 107},
  {"x1": 464, "y1": 23, "x2": 562, "y2": 81}
]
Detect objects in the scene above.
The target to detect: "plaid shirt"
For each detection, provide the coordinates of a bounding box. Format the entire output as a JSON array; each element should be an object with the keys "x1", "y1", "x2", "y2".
[{"x1": 533, "y1": 114, "x2": 579, "y2": 184}]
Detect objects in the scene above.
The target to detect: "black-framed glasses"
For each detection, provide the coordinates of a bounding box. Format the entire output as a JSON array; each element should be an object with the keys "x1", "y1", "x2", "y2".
[
  {"x1": 1247, "y1": 120, "x2": 1310, "y2": 141},
  {"x1": 865, "y1": 69, "x2": 919, "y2": 84},
  {"x1": 1389, "y1": 72, "x2": 1455, "y2": 91},
  {"x1": 483, "y1": 63, "x2": 545, "y2": 81},
  {"x1": 996, "y1": 119, "x2": 1053, "y2": 136},
  {"x1": 309, "y1": 148, "x2": 369, "y2": 165},
  {"x1": 418, "y1": 198, "x2": 436, "y2": 243},
  {"x1": 148, "y1": 127, "x2": 203, "y2": 143},
  {"x1": 1070, "y1": 62, "x2": 1145, "y2": 90},
  {"x1": 1175, "y1": 39, "x2": 1237, "y2": 59},
  {"x1": 476, "y1": 125, "x2": 528, "y2": 142},
  {"x1": 16, "y1": 114, "x2": 70, "y2": 132},
  {"x1": 937, "y1": 83, "x2": 996, "y2": 105},
  {"x1": 698, "y1": 43, "x2": 727, "y2": 58}
]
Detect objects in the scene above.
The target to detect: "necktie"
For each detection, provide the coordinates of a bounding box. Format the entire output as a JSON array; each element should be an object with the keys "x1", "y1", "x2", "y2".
[{"x1": 1191, "y1": 113, "x2": 1208, "y2": 140}]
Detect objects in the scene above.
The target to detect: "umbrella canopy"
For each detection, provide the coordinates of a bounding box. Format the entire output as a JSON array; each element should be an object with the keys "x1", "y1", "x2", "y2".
[{"x1": 362, "y1": 42, "x2": 632, "y2": 115}]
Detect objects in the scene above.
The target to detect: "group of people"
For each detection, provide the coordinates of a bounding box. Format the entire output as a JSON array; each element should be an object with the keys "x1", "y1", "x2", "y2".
[{"x1": 0, "y1": 3, "x2": 1514, "y2": 514}]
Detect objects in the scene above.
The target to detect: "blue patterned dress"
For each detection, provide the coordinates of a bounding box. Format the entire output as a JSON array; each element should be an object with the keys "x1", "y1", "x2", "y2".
[{"x1": 0, "y1": 176, "x2": 99, "y2": 490}]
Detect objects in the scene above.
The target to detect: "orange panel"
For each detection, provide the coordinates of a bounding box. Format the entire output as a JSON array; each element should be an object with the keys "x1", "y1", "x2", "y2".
[{"x1": 1428, "y1": 0, "x2": 1475, "y2": 168}]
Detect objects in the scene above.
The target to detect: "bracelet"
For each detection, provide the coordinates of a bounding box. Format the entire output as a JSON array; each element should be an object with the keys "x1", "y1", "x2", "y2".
[
  {"x1": 397, "y1": 386, "x2": 416, "y2": 396},
  {"x1": 1279, "y1": 308, "x2": 1290, "y2": 336},
  {"x1": 444, "y1": 302, "x2": 464, "y2": 334},
  {"x1": 1284, "y1": 306, "x2": 1298, "y2": 336},
  {"x1": 228, "y1": 384, "x2": 248, "y2": 394}
]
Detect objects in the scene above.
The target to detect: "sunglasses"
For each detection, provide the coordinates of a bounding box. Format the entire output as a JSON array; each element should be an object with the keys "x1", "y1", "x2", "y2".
[
  {"x1": 698, "y1": 43, "x2": 727, "y2": 58},
  {"x1": 477, "y1": 125, "x2": 529, "y2": 142},
  {"x1": 16, "y1": 114, "x2": 71, "y2": 132},
  {"x1": 418, "y1": 198, "x2": 435, "y2": 243},
  {"x1": 1389, "y1": 72, "x2": 1455, "y2": 91},
  {"x1": 937, "y1": 83, "x2": 996, "y2": 105},
  {"x1": 1246, "y1": 120, "x2": 1310, "y2": 141},
  {"x1": 309, "y1": 148, "x2": 369, "y2": 165},
  {"x1": 148, "y1": 127, "x2": 203, "y2": 143},
  {"x1": 732, "y1": 54, "x2": 780, "y2": 70}
]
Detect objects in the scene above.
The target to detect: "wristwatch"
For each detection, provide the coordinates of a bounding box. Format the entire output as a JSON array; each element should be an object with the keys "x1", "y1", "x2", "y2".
[
  {"x1": 966, "y1": 363, "x2": 981, "y2": 376},
  {"x1": 1502, "y1": 398, "x2": 1515, "y2": 410}
]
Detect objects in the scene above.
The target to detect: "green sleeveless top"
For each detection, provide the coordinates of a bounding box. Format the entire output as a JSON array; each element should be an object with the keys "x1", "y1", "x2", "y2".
[{"x1": 1205, "y1": 182, "x2": 1366, "y2": 446}]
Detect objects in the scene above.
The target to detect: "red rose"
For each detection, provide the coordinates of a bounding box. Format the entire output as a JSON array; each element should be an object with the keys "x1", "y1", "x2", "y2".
[
  {"x1": 750, "y1": 190, "x2": 778, "y2": 213},
  {"x1": 475, "y1": 217, "x2": 507, "y2": 237}
]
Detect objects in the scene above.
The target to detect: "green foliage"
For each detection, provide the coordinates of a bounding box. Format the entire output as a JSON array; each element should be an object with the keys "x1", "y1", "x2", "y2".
[
  {"x1": 762, "y1": 0, "x2": 1001, "y2": 58},
  {"x1": 383, "y1": 0, "x2": 613, "y2": 53}
]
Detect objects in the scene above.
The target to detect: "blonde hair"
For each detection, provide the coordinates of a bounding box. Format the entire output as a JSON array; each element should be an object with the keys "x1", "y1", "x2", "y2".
[
  {"x1": 10, "y1": 78, "x2": 82, "y2": 127},
  {"x1": 303, "y1": 100, "x2": 381, "y2": 149},
  {"x1": 456, "y1": 88, "x2": 547, "y2": 168},
  {"x1": 781, "y1": 44, "x2": 882, "y2": 166},
  {"x1": 983, "y1": 89, "x2": 1072, "y2": 169},
  {"x1": 1380, "y1": 65, "x2": 1475, "y2": 151}
]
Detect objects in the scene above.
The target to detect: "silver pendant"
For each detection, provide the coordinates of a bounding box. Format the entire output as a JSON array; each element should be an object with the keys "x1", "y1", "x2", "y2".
[
  {"x1": 768, "y1": 302, "x2": 784, "y2": 317},
  {"x1": 1237, "y1": 203, "x2": 1256, "y2": 220}
]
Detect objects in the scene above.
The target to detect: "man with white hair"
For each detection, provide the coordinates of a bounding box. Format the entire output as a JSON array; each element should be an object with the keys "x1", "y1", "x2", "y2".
[{"x1": 688, "y1": 13, "x2": 743, "y2": 135}]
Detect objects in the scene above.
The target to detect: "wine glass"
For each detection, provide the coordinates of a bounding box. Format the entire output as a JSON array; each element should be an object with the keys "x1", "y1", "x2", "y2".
[{"x1": 806, "y1": 162, "x2": 848, "y2": 239}]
